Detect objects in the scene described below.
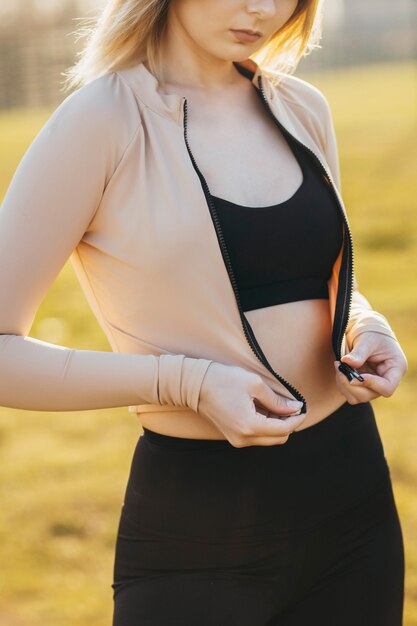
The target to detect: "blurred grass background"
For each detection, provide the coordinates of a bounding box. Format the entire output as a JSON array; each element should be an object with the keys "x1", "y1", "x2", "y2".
[{"x1": 0, "y1": 60, "x2": 416, "y2": 625}]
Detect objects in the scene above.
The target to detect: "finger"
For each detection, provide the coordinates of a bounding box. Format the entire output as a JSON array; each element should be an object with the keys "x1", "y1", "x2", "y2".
[
  {"x1": 341, "y1": 348, "x2": 368, "y2": 369},
  {"x1": 371, "y1": 360, "x2": 404, "y2": 389},
  {"x1": 254, "y1": 385, "x2": 304, "y2": 417},
  {"x1": 334, "y1": 360, "x2": 375, "y2": 389},
  {"x1": 334, "y1": 363, "x2": 378, "y2": 403},
  {"x1": 336, "y1": 368, "x2": 380, "y2": 398},
  {"x1": 246, "y1": 434, "x2": 292, "y2": 447},
  {"x1": 334, "y1": 362, "x2": 362, "y2": 395},
  {"x1": 250, "y1": 409, "x2": 308, "y2": 438},
  {"x1": 344, "y1": 385, "x2": 381, "y2": 403},
  {"x1": 348, "y1": 368, "x2": 400, "y2": 397}
]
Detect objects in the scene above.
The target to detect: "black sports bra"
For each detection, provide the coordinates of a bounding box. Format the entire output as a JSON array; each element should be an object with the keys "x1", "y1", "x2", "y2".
[{"x1": 211, "y1": 131, "x2": 344, "y2": 312}]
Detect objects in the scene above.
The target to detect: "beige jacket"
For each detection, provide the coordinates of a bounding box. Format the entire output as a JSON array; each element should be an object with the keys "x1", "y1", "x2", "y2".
[{"x1": 0, "y1": 57, "x2": 398, "y2": 416}]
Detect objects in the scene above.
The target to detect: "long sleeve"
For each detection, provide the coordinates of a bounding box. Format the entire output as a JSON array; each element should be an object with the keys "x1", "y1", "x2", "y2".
[
  {"x1": 319, "y1": 92, "x2": 399, "y2": 350},
  {"x1": 0, "y1": 75, "x2": 212, "y2": 412}
]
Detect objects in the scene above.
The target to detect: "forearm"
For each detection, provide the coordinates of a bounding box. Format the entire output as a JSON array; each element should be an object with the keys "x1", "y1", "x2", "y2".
[{"x1": 0, "y1": 334, "x2": 212, "y2": 412}]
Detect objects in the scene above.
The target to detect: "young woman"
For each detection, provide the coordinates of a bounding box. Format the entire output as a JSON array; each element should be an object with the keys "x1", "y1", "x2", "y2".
[{"x1": 0, "y1": 0, "x2": 408, "y2": 624}]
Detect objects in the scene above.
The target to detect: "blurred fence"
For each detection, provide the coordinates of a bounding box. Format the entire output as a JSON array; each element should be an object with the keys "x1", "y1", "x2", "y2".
[
  {"x1": 0, "y1": 0, "x2": 416, "y2": 110},
  {"x1": 0, "y1": 25, "x2": 78, "y2": 109}
]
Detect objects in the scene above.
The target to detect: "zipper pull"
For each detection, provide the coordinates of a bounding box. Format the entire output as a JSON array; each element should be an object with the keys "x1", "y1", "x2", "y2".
[{"x1": 338, "y1": 362, "x2": 365, "y2": 382}]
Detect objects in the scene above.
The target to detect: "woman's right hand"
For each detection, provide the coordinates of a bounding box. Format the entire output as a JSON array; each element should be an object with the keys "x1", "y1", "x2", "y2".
[{"x1": 197, "y1": 362, "x2": 309, "y2": 447}]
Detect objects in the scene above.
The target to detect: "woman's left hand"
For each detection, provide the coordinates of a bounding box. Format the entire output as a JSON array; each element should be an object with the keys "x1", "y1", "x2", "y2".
[{"x1": 334, "y1": 332, "x2": 408, "y2": 404}]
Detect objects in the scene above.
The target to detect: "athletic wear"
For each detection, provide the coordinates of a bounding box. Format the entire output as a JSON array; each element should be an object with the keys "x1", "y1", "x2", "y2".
[
  {"x1": 0, "y1": 57, "x2": 398, "y2": 415},
  {"x1": 212, "y1": 133, "x2": 344, "y2": 312},
  {"x1": 0, "y1": 56, "x2": 404, "y2": 622},
  {"x1": 111, "y1": 400, "x2": 405, "y2": 625}
]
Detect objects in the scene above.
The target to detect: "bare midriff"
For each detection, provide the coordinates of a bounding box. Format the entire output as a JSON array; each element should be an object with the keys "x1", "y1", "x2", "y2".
[{"x1": 137, "y1": 298, "x2": 348, "y2": 439}]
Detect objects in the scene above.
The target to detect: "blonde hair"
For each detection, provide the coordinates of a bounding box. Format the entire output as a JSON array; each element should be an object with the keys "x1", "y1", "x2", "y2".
[{"x1": 61, "y1": 0, "x2": 324, "y2": 93}]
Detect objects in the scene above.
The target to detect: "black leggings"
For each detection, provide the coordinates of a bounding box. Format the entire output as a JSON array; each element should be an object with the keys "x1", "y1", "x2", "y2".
[{"x1": 111, "y1": 400, "x2": 405, "y2": 625}]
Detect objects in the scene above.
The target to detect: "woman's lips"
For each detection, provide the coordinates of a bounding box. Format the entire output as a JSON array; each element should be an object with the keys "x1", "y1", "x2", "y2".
[{"x1": 230, "y1": 29, "x2": 262, "y2": 43}]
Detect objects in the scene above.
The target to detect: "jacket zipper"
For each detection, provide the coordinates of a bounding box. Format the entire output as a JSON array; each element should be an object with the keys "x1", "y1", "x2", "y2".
[
  {"x1": 257, "y1": 75, "x2": 355, "y2": 364},
  {"x1": 183, "y1": 97, "x2": 307, "y2": 413}
]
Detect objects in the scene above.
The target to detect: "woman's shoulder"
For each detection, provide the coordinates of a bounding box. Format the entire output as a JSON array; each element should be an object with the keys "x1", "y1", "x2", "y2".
[
  {"x1": 48, "y1": 71, "x2": 142, "y2": 150},
  {"x1": 267, "y1": 70, "x2": 332, "y2": 126}
]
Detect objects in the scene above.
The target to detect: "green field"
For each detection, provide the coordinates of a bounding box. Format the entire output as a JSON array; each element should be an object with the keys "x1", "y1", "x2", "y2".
[{"x1": 0, "y1": 61, "x2": 416, "y2": 625}]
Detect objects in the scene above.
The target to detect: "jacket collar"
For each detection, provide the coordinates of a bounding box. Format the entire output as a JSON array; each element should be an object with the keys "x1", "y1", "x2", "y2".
[{"x1": 117, "y1": 56, "x2": 270, "y2": 126}]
